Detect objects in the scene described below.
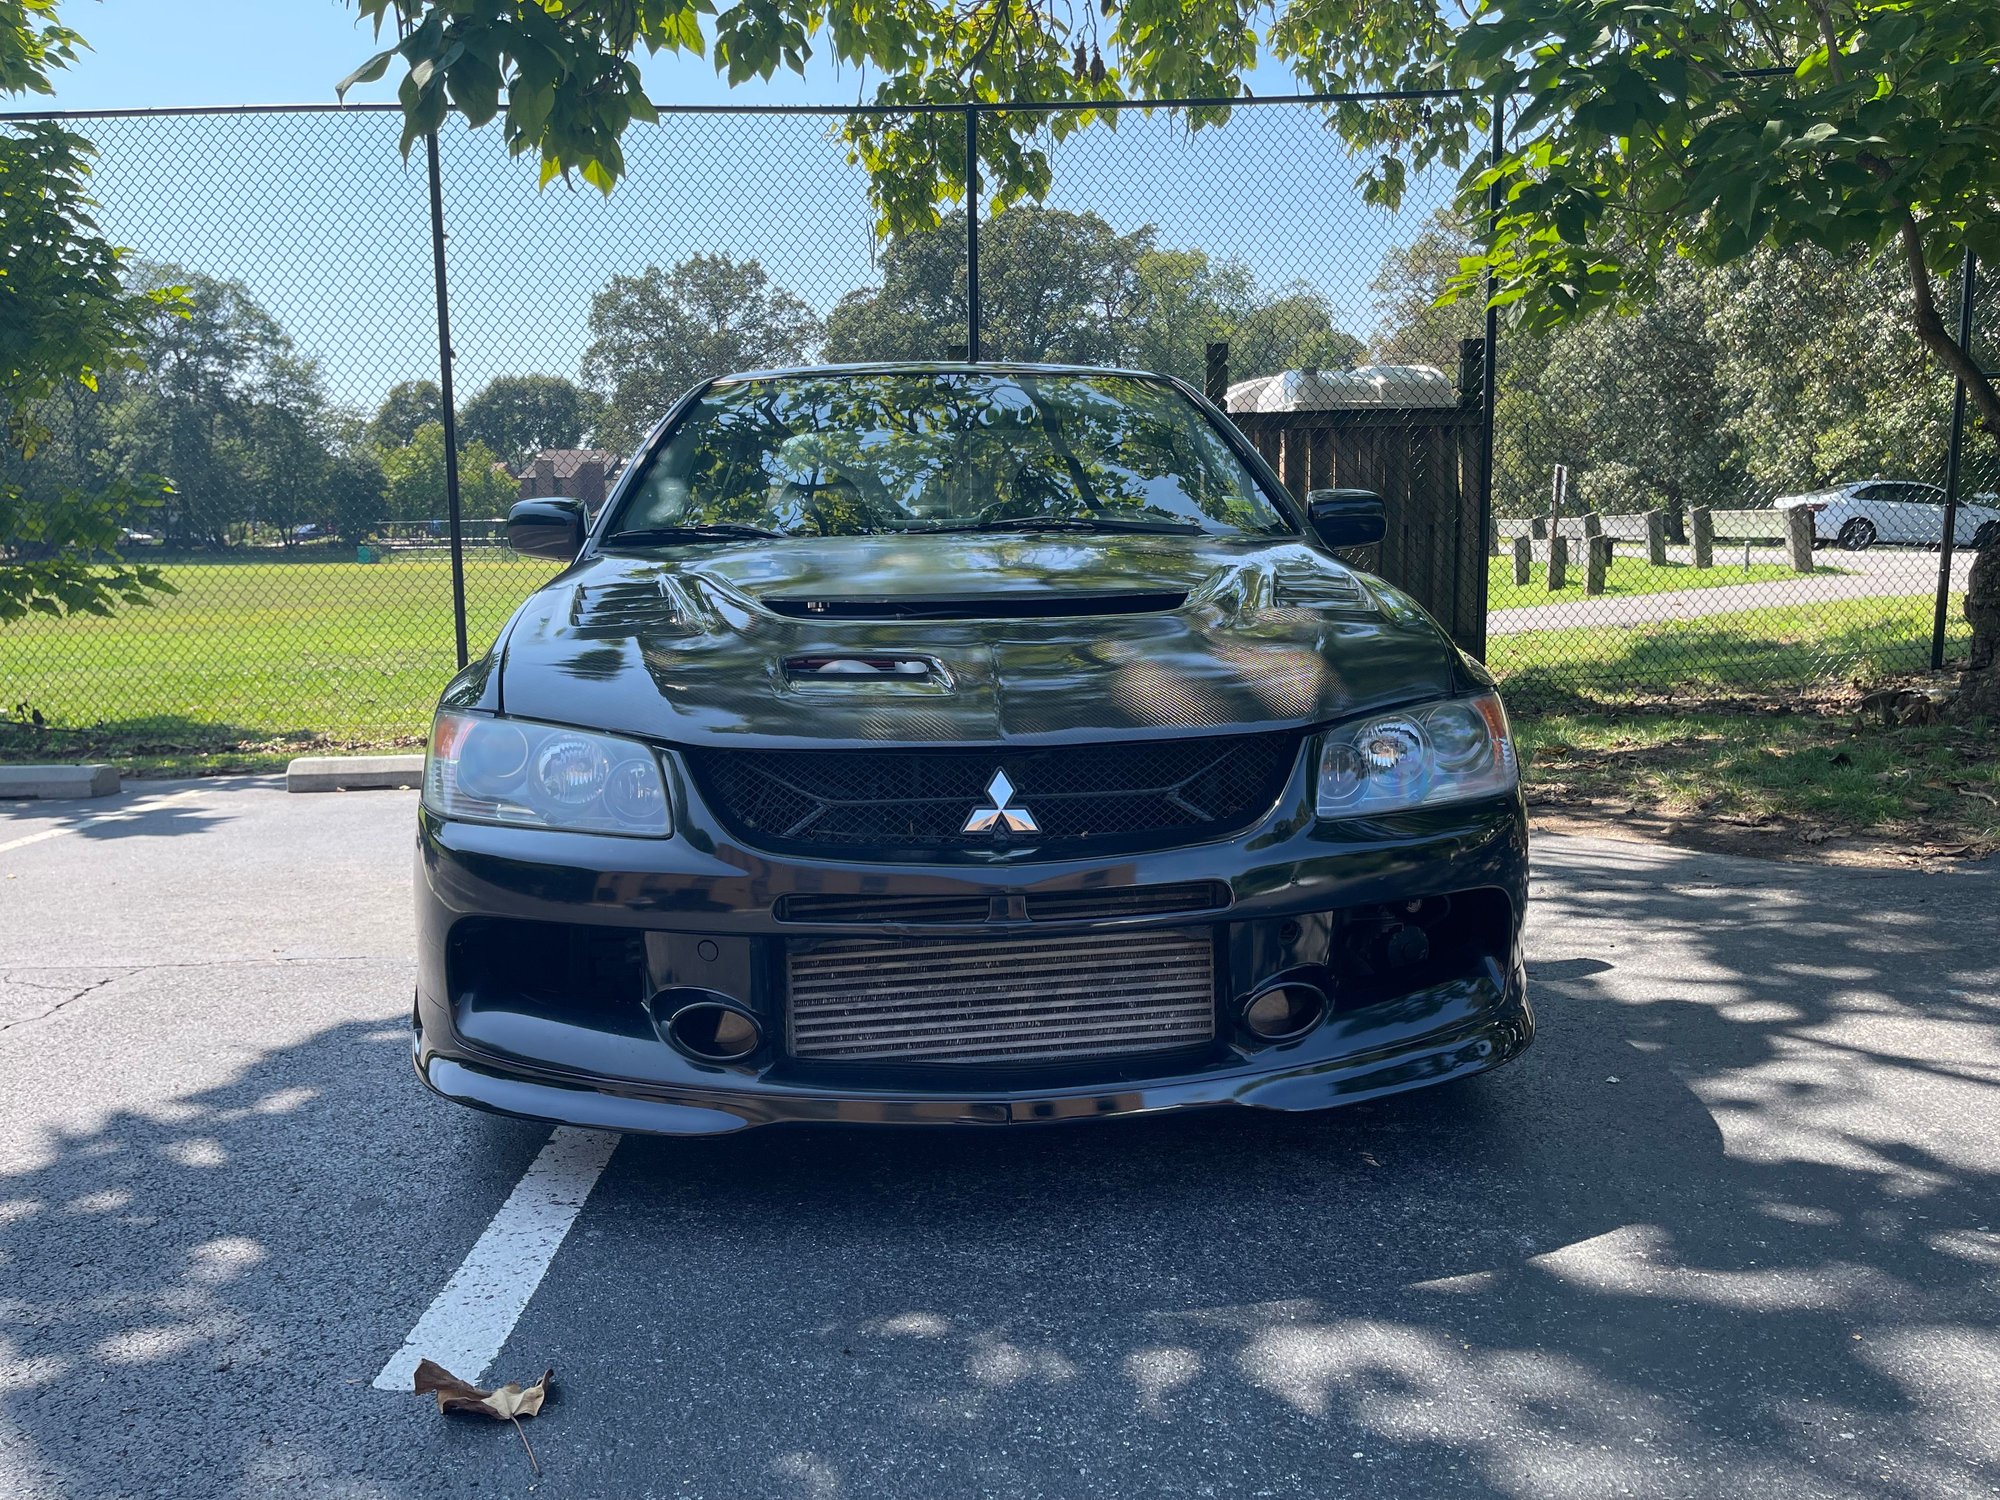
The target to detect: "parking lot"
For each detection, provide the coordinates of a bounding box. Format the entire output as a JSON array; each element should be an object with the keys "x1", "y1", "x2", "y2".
[{"x1": 3, "y1": 779, "x2": 1998, "y2": 1499}]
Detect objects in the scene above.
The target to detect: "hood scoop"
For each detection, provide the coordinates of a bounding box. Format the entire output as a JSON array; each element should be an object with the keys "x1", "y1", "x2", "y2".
[
  {"x1": 761, "y1": 590, "x2": 1187, "y2": 622},
  {"x1": 779, "y1": 654, "x2": 954, "y2": 695}
]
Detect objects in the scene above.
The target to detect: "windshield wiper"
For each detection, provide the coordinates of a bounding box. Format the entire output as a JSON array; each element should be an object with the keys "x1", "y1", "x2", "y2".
[
  {"x1": 602, "y1": 523, "x2": 787, "y2": 546},
  {"x1": 912, "y1": 516, "x2": 1203, "y2": 536}
]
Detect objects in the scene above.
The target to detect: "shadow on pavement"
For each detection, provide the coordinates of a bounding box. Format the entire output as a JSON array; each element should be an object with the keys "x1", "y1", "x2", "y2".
[{"x1": 0, "y1": 839, "x2": 1994, "y2": 1498}]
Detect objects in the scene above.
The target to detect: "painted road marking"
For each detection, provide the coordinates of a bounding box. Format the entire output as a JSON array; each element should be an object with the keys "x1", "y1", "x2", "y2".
[
  {"x1": 0, "y1": 786, "x2": 208, "y2": 855},
  {"x1": 373, "y1": 1127, "x2": 621, "y2": 1391}
]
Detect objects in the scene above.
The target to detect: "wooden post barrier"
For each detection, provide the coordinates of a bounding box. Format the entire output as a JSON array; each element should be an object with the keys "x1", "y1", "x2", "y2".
[
  {"x1": 1585, "y1": 534, "x2": 1612, "y2": 594},
  {"x1": 1512, "y1": 533, "x2": 1533, "y2": 586},
  {"x1": 1784, "y1": 506, "x2": 1816, "y2": 573},
  {"x1": 1691, "y1": 506, "x2": 1714, "y2": 569},
  {"x1": 1645, "y1": 509, "x2": 1667, "y2": 566},
  {"x1": 1548, "y1": 534, "x2": 1569, "y2": 590}
]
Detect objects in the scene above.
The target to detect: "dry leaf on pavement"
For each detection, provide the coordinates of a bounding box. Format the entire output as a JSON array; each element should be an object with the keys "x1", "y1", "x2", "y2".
[{"x1": 412, "y1": 1359, "x2": 553, "y2": 1473}]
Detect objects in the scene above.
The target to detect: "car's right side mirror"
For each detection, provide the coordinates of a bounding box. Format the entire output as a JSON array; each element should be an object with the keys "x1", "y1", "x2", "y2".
[
  {"x1": 507, "y1": 498, "x2": 587, "y2": 559},
  {"x1": 1305, "y1": 488, "x2": 1386, "y2": 550}
]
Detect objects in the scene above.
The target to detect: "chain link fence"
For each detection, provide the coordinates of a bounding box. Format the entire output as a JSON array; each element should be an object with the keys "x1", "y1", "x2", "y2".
[{"x1": 0, "y1": 98, "x2": 1990, "y2": 758}]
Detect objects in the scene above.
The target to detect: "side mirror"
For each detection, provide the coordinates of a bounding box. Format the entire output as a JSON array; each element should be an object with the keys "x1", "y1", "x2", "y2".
[
  {"x1": 1305, "y1": 488, "x2": 1386, "y2": 550},
  {"x1": 507, "y1": 498, "x2": 587, "y2": 559}
]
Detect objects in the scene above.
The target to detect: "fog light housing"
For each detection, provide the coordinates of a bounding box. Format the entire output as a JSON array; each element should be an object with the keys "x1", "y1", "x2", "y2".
[{"x1": 1239, "y1": 980, "x2": 1328, "y2": 1042}]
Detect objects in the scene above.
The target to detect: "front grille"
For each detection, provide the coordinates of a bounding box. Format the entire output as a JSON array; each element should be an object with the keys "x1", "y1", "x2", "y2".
[
  {"x1": 786, "y1": 927, "x2": 1216, "y2": 1064},
  {"x1": 774, "y1": 881, "x2": 1231, "y2": 926},
  {"x1": 686, "y1": 732, "x2": 1299, "y2": 858}
]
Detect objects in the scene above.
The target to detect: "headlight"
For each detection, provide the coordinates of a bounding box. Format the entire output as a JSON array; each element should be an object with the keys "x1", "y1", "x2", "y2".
[
  {"x1": 1316, "y1": 693, "x2": 1516, "y2": 817},
  {"x1": 423, "y1": 710, "x2": 673, "y2": 837}
]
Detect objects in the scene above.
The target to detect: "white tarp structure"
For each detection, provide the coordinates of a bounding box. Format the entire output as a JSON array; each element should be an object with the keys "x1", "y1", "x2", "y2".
[{"x1": 1224, "y1": 364, "x2": 1459, "y2": 412}]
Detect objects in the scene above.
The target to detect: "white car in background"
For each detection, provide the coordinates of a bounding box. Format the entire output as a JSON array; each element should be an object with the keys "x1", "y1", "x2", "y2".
[{"x1": 1775, "y1": 479, "x2": 2000, "y2": 551}]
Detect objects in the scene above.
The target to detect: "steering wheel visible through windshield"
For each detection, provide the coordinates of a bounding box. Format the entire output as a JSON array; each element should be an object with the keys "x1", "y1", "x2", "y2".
[{"x1": 606, "y1": 369, "x2": 1291, "y2": 542}]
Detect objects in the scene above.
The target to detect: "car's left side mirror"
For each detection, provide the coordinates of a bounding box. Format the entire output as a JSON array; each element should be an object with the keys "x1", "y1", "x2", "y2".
[
  {"x1": 1305, "y1": 488, "x2": 1386, "y2": 550},
  {"x1": 507, "y1": 498, "x2": 587, "y2": 559}
]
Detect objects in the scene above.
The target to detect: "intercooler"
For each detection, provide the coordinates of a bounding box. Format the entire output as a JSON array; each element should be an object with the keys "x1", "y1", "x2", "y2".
[{"x1": 785, "y1": 927, "x2": 1216, "y2": 1064}]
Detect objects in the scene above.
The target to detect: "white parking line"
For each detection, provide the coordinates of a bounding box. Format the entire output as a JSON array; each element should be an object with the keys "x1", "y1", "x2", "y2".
[
  {"x1": 373, "y1": 1127, "x2": 621, "y2": 1391},
  {"x1": 0, "y1": 786, "x2": 208, "y2": 855}
]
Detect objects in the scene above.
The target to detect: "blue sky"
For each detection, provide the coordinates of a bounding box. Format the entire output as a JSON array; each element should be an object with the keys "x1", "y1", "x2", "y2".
[
  {"x1": 31, "y1": 2, "x2": 1459, "y2": 413},
  {"x1": 42, "y1": 0, "x2": 1079, "y2": 112}
]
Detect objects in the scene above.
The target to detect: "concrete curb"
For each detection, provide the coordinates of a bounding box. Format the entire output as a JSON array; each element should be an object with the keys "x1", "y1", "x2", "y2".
[
  {"x1": 286, "y1": 754, "x2": 424, "y2": 793},
  {"x1": 0, "y1": 764, "x2": 121, "y2": 799}
]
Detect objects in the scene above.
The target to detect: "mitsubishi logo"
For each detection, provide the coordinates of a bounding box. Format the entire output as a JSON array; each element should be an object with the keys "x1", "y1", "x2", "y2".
[{"x1": 962, "y1": 769, "x2": 1039, "y2": 835}]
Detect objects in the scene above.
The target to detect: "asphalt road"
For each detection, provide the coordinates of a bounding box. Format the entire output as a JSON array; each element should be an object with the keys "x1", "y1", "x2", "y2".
[{"x1": 3, "y1": 779, "x2": 1998, "y2": 1499}]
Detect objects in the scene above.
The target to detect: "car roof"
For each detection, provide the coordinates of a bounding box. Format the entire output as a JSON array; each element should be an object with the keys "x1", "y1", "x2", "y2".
[{"x1": 707, "y1": 360, "x2": 1181, "y2": 386}]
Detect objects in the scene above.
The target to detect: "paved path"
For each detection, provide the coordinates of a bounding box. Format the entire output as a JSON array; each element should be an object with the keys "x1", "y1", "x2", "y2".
[
  {"x1": 3, "y1": 779, "x2": 1998, "y2": 1498},
  {"x1": 1489, "y1": 545, "x2": 1973, "y2": 635}
]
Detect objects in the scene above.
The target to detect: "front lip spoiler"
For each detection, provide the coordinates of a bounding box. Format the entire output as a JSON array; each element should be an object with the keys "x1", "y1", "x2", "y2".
[{"x1": 415, "y1": 966, "x2": 1533, "y2": 1136}]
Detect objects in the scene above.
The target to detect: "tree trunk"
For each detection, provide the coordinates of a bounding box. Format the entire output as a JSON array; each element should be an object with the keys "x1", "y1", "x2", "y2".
[{"x1": 1958, "y1": 540, "x2": 2000, "y2": 721}]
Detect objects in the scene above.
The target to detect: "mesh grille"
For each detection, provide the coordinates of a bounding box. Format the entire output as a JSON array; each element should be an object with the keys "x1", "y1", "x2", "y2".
[
  {"x1": 685, "y1": 733, "x2": 1299, "y2": 857},
  {"x1": 786, "y1": 927, "x2": 1216, "y2": 1064},
  {"x1": 774, "y1": 881, "x2": 1231, "y2": 925}
]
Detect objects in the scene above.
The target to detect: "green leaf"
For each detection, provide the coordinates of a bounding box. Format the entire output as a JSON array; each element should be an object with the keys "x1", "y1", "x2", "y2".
[{"x1": 335, "y1": 48, "x2": 395, "y2": 100}]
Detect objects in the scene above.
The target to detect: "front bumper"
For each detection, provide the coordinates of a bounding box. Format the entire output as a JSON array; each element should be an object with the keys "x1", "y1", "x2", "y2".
[{"x1": 413, "y1": 756, "x2": 1532, "y2": 1136}]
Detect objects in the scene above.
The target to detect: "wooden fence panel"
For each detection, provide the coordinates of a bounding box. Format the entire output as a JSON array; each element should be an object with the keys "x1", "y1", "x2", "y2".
[{"x1": 1229, "y1": 407, "x2": 1486, "y2": 655}]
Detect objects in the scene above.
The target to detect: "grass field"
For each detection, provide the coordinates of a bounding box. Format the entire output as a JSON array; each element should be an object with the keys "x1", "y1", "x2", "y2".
[
  {"x1": 1486, "y1": 554, "x2": 1812, "y2": 609},
  {"x1": 0, "y1": 552, "x2": 1970, "y2": 779},
  {"x1": 0, "y1": 551, "x2": 555, "y2": 770},
  {"x1": 1488, "y1": 594, "x2": 1964, "y2": 709}
]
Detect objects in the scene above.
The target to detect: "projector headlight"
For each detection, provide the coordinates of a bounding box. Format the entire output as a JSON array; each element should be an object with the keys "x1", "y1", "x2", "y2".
[
  {"x1": 423, "y1": 710, "x2": 672, "y2": 837},
  {"x1": 1316, "y1": 693, "x2": 1516, "y2": 818}
]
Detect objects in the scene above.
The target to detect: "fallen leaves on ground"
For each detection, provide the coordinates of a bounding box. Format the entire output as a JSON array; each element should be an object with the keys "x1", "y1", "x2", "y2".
[{"x1": 412, "y1": 1359, "x2": 553, "y2": 1473}]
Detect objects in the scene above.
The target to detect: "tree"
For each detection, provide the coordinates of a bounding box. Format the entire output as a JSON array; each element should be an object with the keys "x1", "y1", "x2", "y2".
[
  {"x1": 110, "y1": 263, "x2": 298, "y2": 548},
  {"x1": 370, "y1": 378, "x2": 442, "y2": 449},
  {"x1": 582, "y1": 254, "x2": 821, "y2": 452},
  {"x1": 2, "y1": 1, "x2": 176, "y2": 625},
  {"x1": 826, "y1": 207, "x2": 1148, "y2": 366},
  {"x1": 1370, "y1": 210, "x2": 1485, "y2": 372},
  {"x1": 459, "y1": 374, "x2": 602, "y2": 467},
  {"x1": 379, "y1": 421, "x2": 514, "y2": 525}
]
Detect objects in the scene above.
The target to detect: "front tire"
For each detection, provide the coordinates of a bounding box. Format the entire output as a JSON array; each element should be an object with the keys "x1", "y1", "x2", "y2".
[{"x1": 1838, "y1": 517, "x2": 1877, "y2": 551}]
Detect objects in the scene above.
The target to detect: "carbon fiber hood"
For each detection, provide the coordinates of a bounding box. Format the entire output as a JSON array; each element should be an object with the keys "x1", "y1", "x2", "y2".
[{"x1": 494, "y1": 533, "x2": 1463, "y2": 748}]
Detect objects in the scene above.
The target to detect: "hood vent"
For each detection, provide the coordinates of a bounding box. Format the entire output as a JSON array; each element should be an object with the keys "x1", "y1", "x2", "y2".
[
  {"x1": 762, "y1": 591, "x2": 1187, "y2": 622},
  {"x1": 568, "y1": 576, "x2": 677, "y2": 633},
  {"x1": 1271, "y1": 565, "x2": 1368, "y2": 611}
]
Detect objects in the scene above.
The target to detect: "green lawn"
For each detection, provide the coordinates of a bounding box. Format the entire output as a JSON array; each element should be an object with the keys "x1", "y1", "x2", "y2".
[
  {"x1": 1517, "y1": 708, "x2": 2000, "y2": 856},
  {"x1": 1490, "y1": 595, "x2": 1966, "y2": 709},
  {"x1": 0, "y1": 549, "x2": 556, "y2": 771},
  {"x1": 0, "y1": 551, "x2": 1969, "y2": 777},
  {"x1": 1487, "y1": 553, "x2": 1814, "y2": 609}
]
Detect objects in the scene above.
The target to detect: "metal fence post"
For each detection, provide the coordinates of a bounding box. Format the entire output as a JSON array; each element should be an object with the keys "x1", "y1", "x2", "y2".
[
  {"x1": 964, "y1": 105, "x2": 981, "y2": 362},
  {"x1": 1931, "y1": 249, "x2": 1977, "y2": 671},
  {"x1": 1471, "y1": 93, "x2": 1504, "y2": 662},
  {"x1": 425, "y1": 128, "x2": 470, "y2": 670}
]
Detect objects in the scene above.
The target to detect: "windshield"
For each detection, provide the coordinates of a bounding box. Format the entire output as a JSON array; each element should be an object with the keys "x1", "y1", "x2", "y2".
[{"x1": 607, "y1": 370, "x2": 1289, "y2": 541}]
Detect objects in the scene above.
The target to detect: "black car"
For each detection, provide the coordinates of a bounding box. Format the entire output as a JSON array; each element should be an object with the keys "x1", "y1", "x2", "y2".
[{"x1": 414, "y1": 364, "x2": 1531, "y2": 1135}]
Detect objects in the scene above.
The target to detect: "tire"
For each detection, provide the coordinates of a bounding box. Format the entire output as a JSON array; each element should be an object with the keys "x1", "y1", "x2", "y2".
[
  {"x1": 1973, "y1": 520, "x2": 2000, "y2": 552},
  {"x1": 1837, "y1": 517, "x2": 1877, "y2": 551}
]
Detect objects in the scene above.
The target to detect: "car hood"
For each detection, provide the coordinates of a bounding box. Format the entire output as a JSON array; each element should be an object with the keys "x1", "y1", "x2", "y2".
[{"x1": 494, "y1": 533, "x2": 1463, "y2": 748}]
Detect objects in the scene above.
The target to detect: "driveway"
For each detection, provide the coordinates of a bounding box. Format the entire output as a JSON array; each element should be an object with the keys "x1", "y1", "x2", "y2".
[
  {"x1": 1488, "y1": 544, "x2": 1975, "y2": 635},
  {"x1": 2, "y1": 779, "x2": 1997, "y2": 1498}
]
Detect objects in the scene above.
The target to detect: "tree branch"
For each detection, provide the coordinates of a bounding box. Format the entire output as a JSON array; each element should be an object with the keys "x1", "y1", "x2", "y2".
[{"x1": 1897, "y1": 215, "x2": 2000, "y2": 439}]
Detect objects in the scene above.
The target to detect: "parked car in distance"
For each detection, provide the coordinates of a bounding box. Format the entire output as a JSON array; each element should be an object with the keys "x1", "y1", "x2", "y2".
[
  {"x1": 1775, "y1": 479, "x2": 2000, "y2": 551},
  {"x1": 413, "y1": 362, "x2": 1532, "y2": 1137}
]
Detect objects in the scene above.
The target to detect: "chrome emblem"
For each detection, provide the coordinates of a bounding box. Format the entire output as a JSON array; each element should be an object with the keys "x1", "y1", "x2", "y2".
[{"x1": 963, "y1": 769, "x2": 1039, "y2": 835}]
